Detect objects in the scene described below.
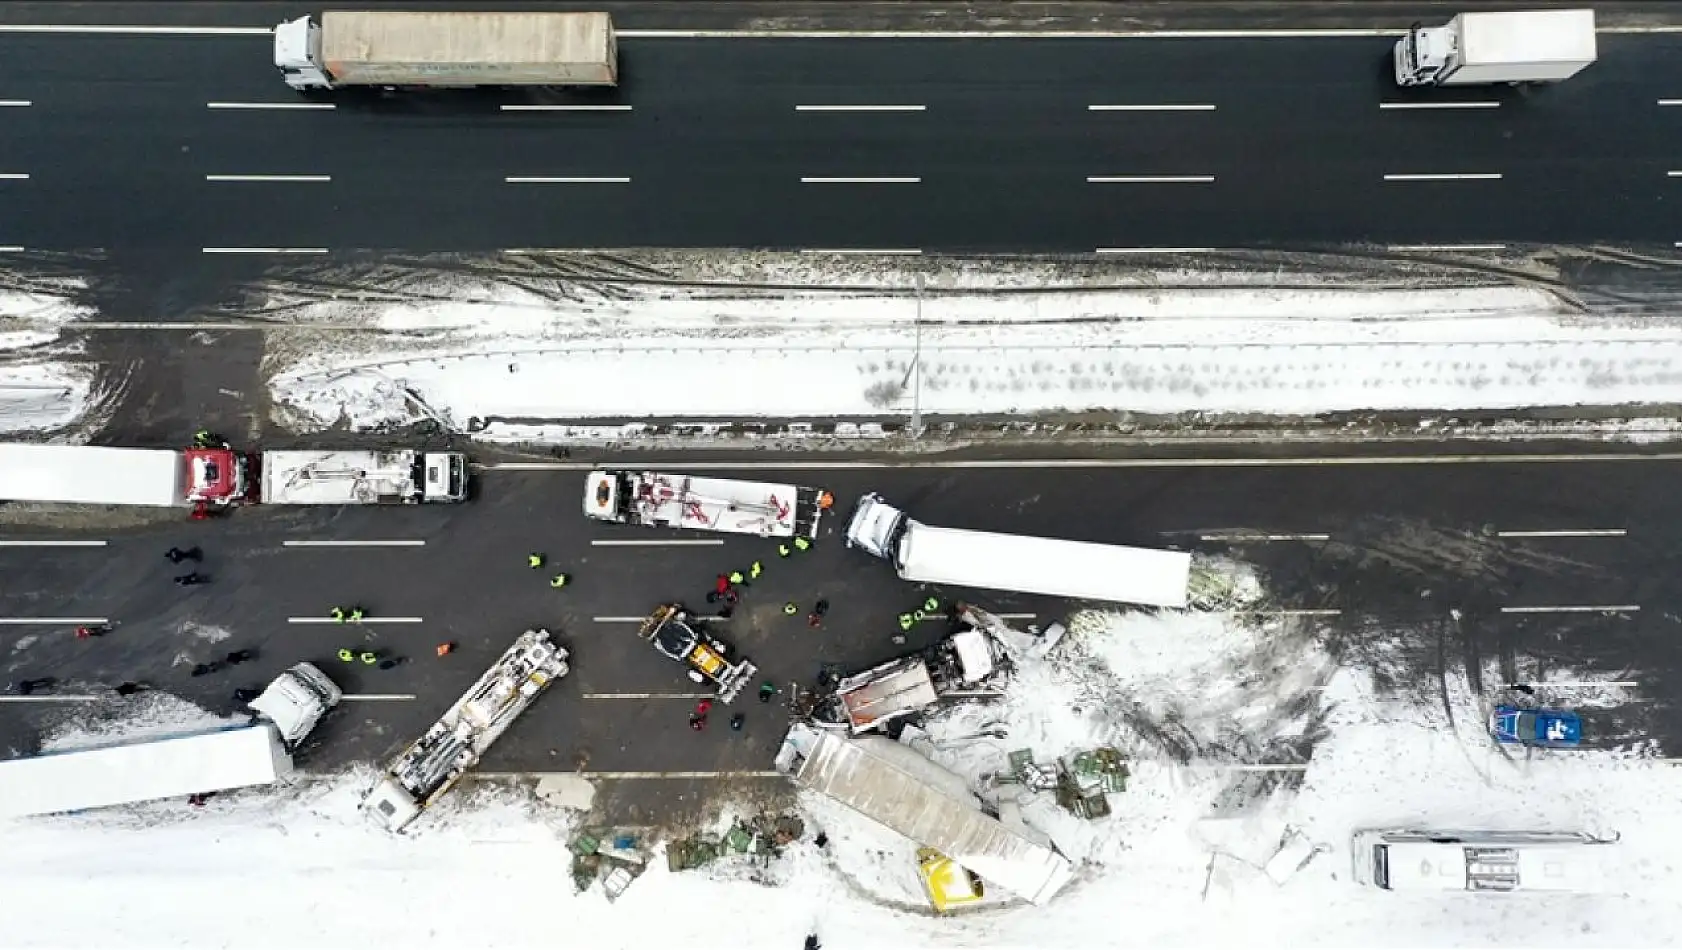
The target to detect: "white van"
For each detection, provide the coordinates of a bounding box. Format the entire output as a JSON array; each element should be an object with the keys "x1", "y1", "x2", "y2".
[{"x1": 1351, "y1": 829, "x2": 1620, "y2": 893}]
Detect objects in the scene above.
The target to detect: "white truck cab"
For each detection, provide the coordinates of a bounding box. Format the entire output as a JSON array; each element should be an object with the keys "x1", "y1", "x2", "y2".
[
  {"x1": 273, "y1": 16, "x2": 330, "y2": 91},
  {"x1": 249, "y1": 662, "x2": 343, "y2": 749}
]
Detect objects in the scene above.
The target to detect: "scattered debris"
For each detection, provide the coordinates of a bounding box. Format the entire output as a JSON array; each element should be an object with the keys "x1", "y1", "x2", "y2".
[{"x1": 1000, "y1": 745, "x2": 1130, "y2": 821}]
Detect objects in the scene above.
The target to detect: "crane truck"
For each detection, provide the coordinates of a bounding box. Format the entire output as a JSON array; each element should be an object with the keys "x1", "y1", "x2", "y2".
[
  {"x1": 1394, "y1": 10, "x2": 1597, "y2": 87},
  {"x1": 0, "y1": 443, "x2": 250, "y2": 509},
  {"x1": 275, "y1": 11, "x2": 618, "y2": 93},
  {"x1": 260, "y1": 449, "x2": 468, "y2": 505},
  {"x1": 361, "y1": 629, "x2": 570, "y2": 833},
  {"x1": 585, "y1": 470, "x2": 832, "y2": 539}
]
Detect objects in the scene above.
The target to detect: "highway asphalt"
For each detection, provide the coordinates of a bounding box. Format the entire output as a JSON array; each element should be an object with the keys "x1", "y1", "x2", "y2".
[
  {"x1": 1, "y1": 458, "x2": 1677, "y2": 816},
  {"x1": 0, "y1": 30, "x2": 1679, "y2": 251}
]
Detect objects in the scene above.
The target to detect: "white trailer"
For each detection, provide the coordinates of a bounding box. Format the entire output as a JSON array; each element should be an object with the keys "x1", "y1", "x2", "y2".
[
  {"x1": 1394, "y1": 10, "x2": 1597, "y2": 87},
  {"x1": 0, "y1": 443, "x2": 250, "y2": 509},
  {"x1": 0, "y1": 665, "x2": 337, "y2": 818},
  {"x1": 275, "y1": 11, "x2": 618, "y2": 92},
  {"x1": 775, "y1": 724, "x2": 1074, "y2": 905},
  {"x1": 585, "y1": 470, "x2": 832, "y2": 539},
  {"x1": 1352, "y1": 829, "x2": 1621, "y2": 893},
  {"x1": 844, "y1": 493, "x2": 1191, "y2": 608},
  {"x1": 362, "y1": 629, "x2": 569, "y2": 833},
  {"x1": 260, "y1": 449, "x2": 467, "y2": 505}
]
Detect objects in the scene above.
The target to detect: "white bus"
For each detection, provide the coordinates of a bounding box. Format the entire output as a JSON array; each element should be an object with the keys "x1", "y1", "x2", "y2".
[
  {"x1": 1351, "y1": 829, "x2": 1620, "y2": 893},
  {"x1": 844, "y1": 493, "x2": 1190, "y2": 608}
]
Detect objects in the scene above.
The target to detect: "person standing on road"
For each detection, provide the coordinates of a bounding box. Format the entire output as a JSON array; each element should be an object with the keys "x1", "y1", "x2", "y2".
[
  {"x1": 174, "y1": 572, "x2": 205, "y2": 587},
  {"x1": 232, "y1": 687, "x2": 262, "y2": 704},
  {"x1": 226, "y1": 649, "x2": 256, "y2": 665},
  {"x1": 165, "y1": 546, "x2": 202, "y2": 564},
  {"x1": 758, "y1": 681, "x2": 777, "y2": 703},
  {"x1": 16, "y1": 677, "x2": 55, "y2": 695},
  {"x1": 689, "y1": 713, "x2": 706, "y2": 731}
]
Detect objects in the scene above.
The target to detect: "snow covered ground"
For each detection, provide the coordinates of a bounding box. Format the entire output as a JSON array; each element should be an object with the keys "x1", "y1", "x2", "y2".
[
  {"x1": 4, "y1": 610, "x2": 1675, "y2": 950},
  {"x1": 0, "y1": 285, "x2": 96, "y2": 435},
  {"x1": 257, "y1": 257, "x2": 1682, "y2": 441}
]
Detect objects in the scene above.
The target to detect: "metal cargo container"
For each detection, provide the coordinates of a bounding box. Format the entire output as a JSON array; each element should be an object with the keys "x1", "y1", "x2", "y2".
[{"x1": 321, "y1": 11, "x2": 616, "y2": 87}]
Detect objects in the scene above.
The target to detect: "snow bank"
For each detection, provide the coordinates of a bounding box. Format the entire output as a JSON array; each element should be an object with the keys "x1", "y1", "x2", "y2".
[
  {"x1": 0, "y1": 287, "x2": 97, "y2": 435},
  {"x1": 261, "y1": 266, "x2": 1682, "y2": 436}
]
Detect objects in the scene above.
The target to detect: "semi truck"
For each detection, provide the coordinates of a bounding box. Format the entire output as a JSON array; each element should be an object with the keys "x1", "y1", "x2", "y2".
[
  {"x1": 260, "y1": 449, "x2": 468, "y2": 505},
  {"x1": 585, "y1": 470, "x2": 832, "y2": 539},
  {"x1": 275, "y1": 11, "x2": 618, "y2": 93},
  {"x1": 0, "y1": 663, "x2": 340, "y2": 819},
  {"x1": 815, "y1": 627, "x2": 998, "y2": 736},
  {"x1": 1394, "y1": 10, "x2": 1597, "y2": 87},
  {"x1": 0, "y1": 443, "x2": 250, "y2": 509},
  {"x1": 362, "y1": 629, "x2": 570, "y2": 833},
  {"x1": 844, "y1": 493, "x2": 1192, "y2": 609}
]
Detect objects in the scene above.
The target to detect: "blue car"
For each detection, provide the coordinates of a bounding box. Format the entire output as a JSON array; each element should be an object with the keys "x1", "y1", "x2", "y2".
[{"x1": 1489, "y1": 705, "x2": 1583, "y2": 748}]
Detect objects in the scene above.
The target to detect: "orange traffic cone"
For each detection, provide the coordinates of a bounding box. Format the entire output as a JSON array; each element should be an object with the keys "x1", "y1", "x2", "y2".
[{"x1": 436, "y1": 641, "x2": 457, "y2": 657}]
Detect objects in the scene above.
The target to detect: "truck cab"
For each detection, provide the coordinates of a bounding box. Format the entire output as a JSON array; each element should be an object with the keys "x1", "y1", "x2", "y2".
[
  {"x1": 421, "y1": 452, "x2": 468, "y2": 503},
  {"x1": 273, "y1": 16, "x2": 330, "y2": 91},
  {"x1": 248, "y1": 662, "x2": 343, "y2": 750},
  {"x1": 844, "y1": 492, "x2": 909, "y2": 561}
]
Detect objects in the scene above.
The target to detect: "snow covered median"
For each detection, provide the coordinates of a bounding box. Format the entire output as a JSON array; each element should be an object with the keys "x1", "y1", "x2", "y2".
[
  {"x1": 0, "y1": 285, "x2": 96, "y2": 436},
  {"x1": 256, "y1": 254, "x2": 1682, "y2": 443}
]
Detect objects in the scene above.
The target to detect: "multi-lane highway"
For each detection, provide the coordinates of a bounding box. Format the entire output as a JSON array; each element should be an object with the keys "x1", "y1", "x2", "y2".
[
  {"x1": 3, "y1": 455, "x2": 1679, "y2": 815},
  {"x1": 0, "y1": 27, "x2": 1680, "y2": 251}
]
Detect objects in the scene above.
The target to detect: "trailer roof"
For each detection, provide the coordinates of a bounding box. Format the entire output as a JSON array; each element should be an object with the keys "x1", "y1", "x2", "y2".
[
  {"x1": 0, "y1": 727, "x2": 289, "y2": 818},
  {"x1": 0, "y1": 443, "x2": 183, "y2": 507},
  {"x1": 899, "y1": 524, "x2": 1191, "y2": 608},
  {"x1": 321, "y1": 11, "x2": 613, "y2": 66},
  {"x1": 260, "y1": 450, "x2": 418, "y2": 504},
  {"x1": 1460, "y1": 9, "x2": 1596, "y2": 65}
]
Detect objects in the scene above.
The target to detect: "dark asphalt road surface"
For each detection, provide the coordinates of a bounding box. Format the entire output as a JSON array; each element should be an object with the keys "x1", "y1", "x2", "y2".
[
  {"x1": 2, "y1": 459, "x2": 1678, "y2": 794},
  {"x1": 0, "y1": 31, "x2": 1679, "y2": 250}
]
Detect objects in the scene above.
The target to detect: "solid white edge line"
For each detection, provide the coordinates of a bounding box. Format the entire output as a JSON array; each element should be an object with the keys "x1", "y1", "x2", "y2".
[
  {"x1": 590, "y1": 539, "x2": 725, "y2": 547},
  {"x1": 1088, "y1": 175, "x2": 1214, "y2": 183},
  {"x1": 1199, "y1": 533, "x2": 1331, "y2": 542},
  {"x1": 576, "y1": 770, "x2": 784, "y2": 780},
  {"x1": 0, "y1": 25, "x2": 273, "y2": 34},
  {"x1": 486, "y1": 452, "x2": 1682, "y2": 471},
  {"x1": 593, "y1": 616, "x2": 650, "y2": 623},
  {"x1": 505, "y1": 176, "x2": 632, "y2": 183},
  {"x1": 207, "y1": 101, "x2": 334, "y2": 110},
  {"x1": 800, "y1": 248, "x2": 923, "y2": 255},
  {"x1": 1545, "y1": 681, "x2": 1639, "y2": 688},
  {"x1": 1387, "y1": 244, "x2": 1508, "y2": 252},
  {"x1": 282, "y1": 540, "x2": 427, "y2": 547},
  {"x1": 0, "y1": 617, "x2": 108, "y2": 624},
  {"x1": 4, "y1": 25, "x2": 1681, "y2": 38},
  {"x1": 1088, "y1": 104, "x2": 1216, "y2": 111},
  {"x1": 1378, "y1": 101, "x2": 1499, "y2": 110},
  {"x1": 1495, "y1": 529, "x2": 1627, "y2": 538},
  {"x1": 1207, "y1": 609, "x2": 1341, "y2": 617},
  {"x1": 500, "y1": 104, "x2": 633, "y2": 112},
  {"x1": 794, "y1": 104, "x2": 926, "y2": 112},
  {"x1": 202, "y1": 247, "x2": 328, "y2": 254},
  {"x1": 799, "y1": 176, "x2": 921, "y2": 183},
  {"x1": 1096, "y1": 247, "x2": 1219, "y2": 254},
  {"x1": 285, "y1": 617, "x2": 423, "y2": 624},
  {"x1": 205, "y1": 174, "x2": 330, "y2": 182},
  {"x1": 1499, "y1": 605, "x2": 1640, "y2": 614},
  {"x1": 1383, "y1": 173, "x2": 1503, "y2": 181},
  {"x1": 0, "y1": 540, "x2": 107, "y2": 547},
  {"x1": 340, "y1": 694, "x2": 417, "y2": 701},
  {"x1": 0, "y1": 695, "x2": 102, "y2": 703}
]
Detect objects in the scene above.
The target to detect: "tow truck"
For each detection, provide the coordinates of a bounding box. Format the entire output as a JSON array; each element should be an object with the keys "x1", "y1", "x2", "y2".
[
  {"x1": 585, "y1": 470, "x2": 832, "y2": 538},
  {"x1": 361, "y1": 629, "x2": 570, "y2": 832},
  {"x1": 639, "y1": 604, "x2": 757, "y2": 703}
]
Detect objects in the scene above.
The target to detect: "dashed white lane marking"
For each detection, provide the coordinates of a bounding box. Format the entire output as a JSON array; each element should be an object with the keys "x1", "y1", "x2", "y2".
[
  {"x1": 0, "y1": 540, "x2": 107, "y2": 547},
  {"x1": 0, "y1": 695, "x2": 100, "y2": 703},
  {"x1": 1379, "y1": 101, "x2": 1499, "y2": 110},
  {"x1": 1495, "y1": 529, "x2": 1627, "y2": 538},
  {"x1": 1383, "y1": 173, "x2": 1503, "y2": 181},
  {"x1": 283, "y1": 540, "x2": 426, "y2": 547},
  {"x1": 0, "y1": 173, "x2": 29, "y2": 180},
  {"x1": 489, "y1": 452, "x2": 1682, "y2": 471},
  {"x1": 0, "y1": 617, "x2": 107, "y2": 624},
  {"x1": 1088, "y1": 103, "x2": 1215, "y2": 111},
  {"x1": 207, "y1": 101, "x2": 334, "y2": 110},
  {"x1": 1660, "y1": 99, "x2": 1682, "y2": 106},
  {"x1": 205, "y1": 174, "x2": 330, "y2": 183},
  {"x1": 0, "y1": 245, "x2": 22, "y2": 252},
  {"x1": 592, "y1": 616, "x2": 648, "y2": 623},
  {"x1": 477, "y1": 769, "x2": 785, "y2": 779},
  {"x1": 795, "y1": 104, "x2": 926, "y2": 112},
  {"x1": 1500, "y1": 605, "x2": 1640, "y2": 614},
  {"x1": 202, "y1": 247, "x2": 328, "y2": 254},
  {"x1": 1198, "y1": 533, "x2": 1330, "y2": 542},
  {"x1": 590, "y1": 538, "x2": 725, "y2": 547},
  {"x1": 800, "y1": 176, "x2": 921, "y2": 183},
  {"x1": 1387, "y1": 243, "x2": 1507, "y2": 252},
  {"x1": 923, "y1": 612, "x2": 1035, "y2": 622},
  {"x1": 1087, "y1": 175, "x2": 1214, "y2": 183},
  {"x1": 583, "y1": 692, "x2": 712, "y2": 700},
  {"x1": 501, "y1": 104, "x2": 632, "y2": 112},
  {"x1": 1669, "y1": 171, "x2": 1682, "y2": 178},
  {"x1": 286, "y1": 617, "x2": 423, "y2": 624},
  {"x1": 0, "y1": 100, "x2": 30, "y2": 107},
  {"x1": 1096, "y1": 247, "x2": 1219, "y2": 254},
  {"x1": 506, "y1": 176, "x2": 631, "y2": 183},
  {"x1": 1224, "y1": 763, "x2": 1309, "y2": 773},
  {"x1": 340, "y1": 694, "x2": 417, "y2": 701},
  {"x1": 1547, "y1": 681, "x2": 1639, "y2": 688},
  {"x1": 801, "y1": 248, "x2": 922, "y2": 255}
]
